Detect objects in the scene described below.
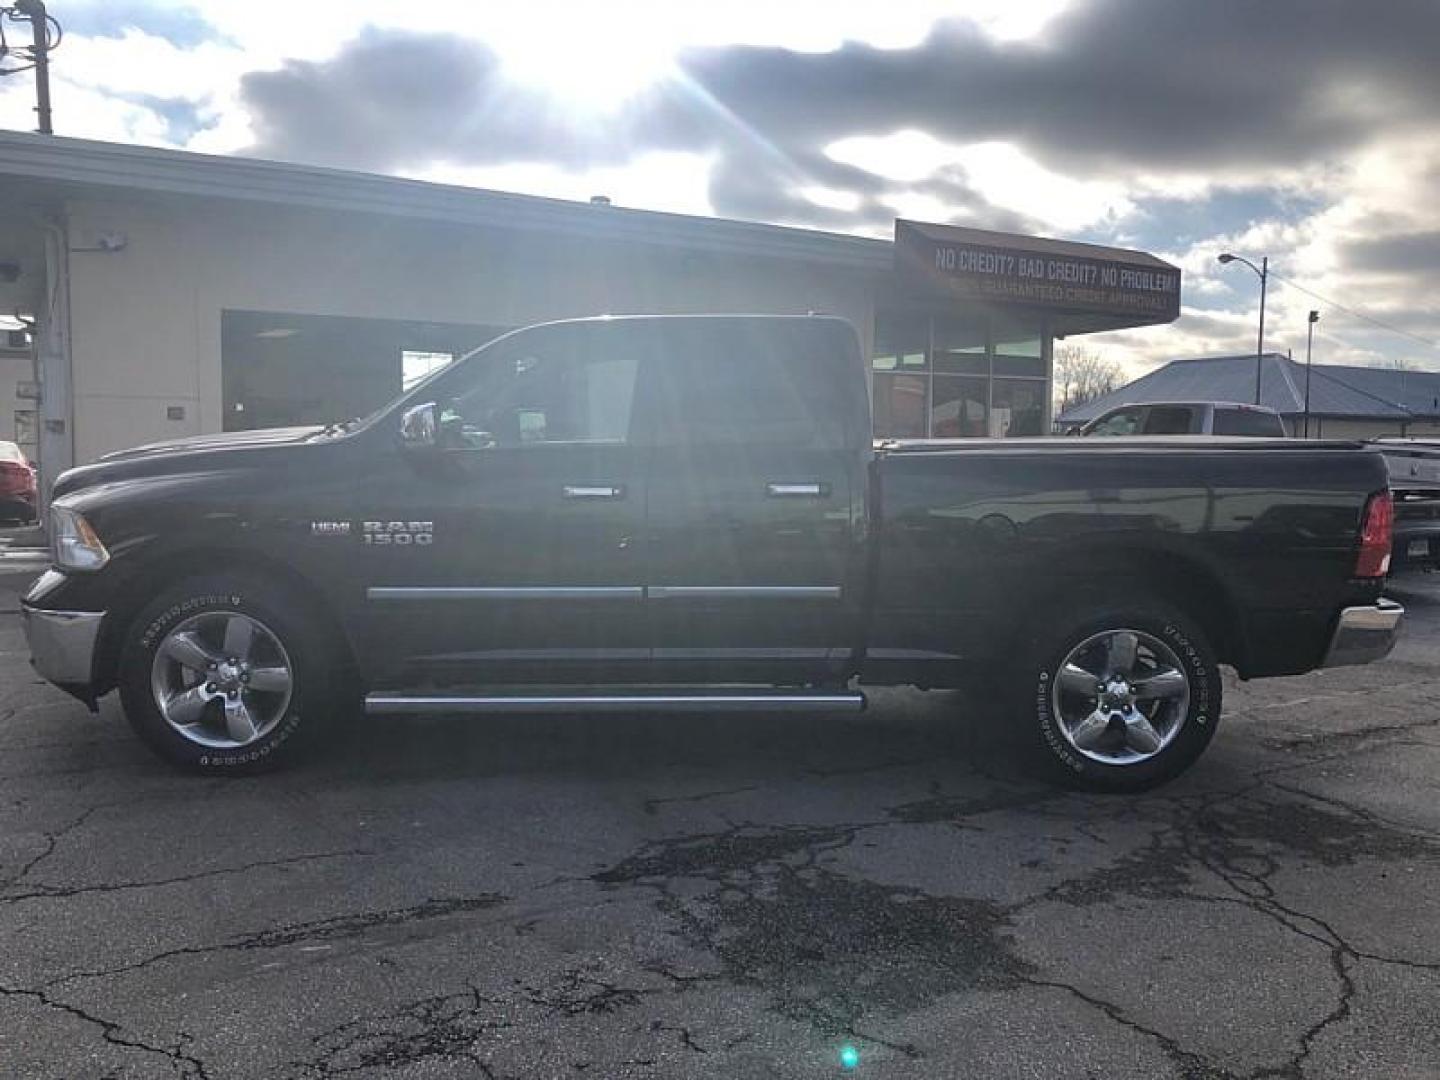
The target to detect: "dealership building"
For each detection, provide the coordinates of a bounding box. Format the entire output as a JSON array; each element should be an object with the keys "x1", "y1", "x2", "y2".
[{"x1": 0, "y1": 131, "x2": 1181, "y2": 493}]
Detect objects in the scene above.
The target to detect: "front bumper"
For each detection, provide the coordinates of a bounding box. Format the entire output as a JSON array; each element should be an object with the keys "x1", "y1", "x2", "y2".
[
  {"x1": 1322, "y1": 600, "x2": 1404, "y2": 668},
  {"x1": 0, "y1": 493, "x2": 36, "y2": 520},
  {"x1": 21, "y1": 606, "x2": 104, "y2": 686}
]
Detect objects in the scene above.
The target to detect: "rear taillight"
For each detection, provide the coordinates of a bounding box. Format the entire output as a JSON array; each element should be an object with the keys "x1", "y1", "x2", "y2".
[{"x1": 1355, "y1": 491, "x2": 1393, "y2": 578}]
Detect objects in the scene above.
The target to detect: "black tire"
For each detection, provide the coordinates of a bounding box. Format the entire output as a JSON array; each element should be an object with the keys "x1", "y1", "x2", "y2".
[
  {"x1": 1013, "y1": 594, "x2": 1222, "y2": 792},
  {"x1": 118, "y1": 573, "x2": 341, "y2": 773}
]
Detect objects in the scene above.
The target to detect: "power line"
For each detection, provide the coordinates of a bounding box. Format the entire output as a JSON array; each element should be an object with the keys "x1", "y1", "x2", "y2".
[
  {"x1": 1268, "y1": 270, "x2": 1440, "y2": 352},
  {"x1": 1312, "y1": 324, "x2": 1436, "y2": 377}
]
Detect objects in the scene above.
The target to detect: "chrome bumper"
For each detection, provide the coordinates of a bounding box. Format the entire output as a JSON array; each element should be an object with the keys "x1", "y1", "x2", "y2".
[
  {"x1": 21, "y1": 607, "x2": 104, "y2": 686},
  {"x1": 1322, "y1": 600, "x2": 1404, "y2": 668}
]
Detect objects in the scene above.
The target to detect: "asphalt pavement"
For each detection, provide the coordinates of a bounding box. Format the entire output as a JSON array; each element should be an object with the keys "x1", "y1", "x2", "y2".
[{"x1": 1, "y1": 568, "x2": 1438, "y2": 1078}]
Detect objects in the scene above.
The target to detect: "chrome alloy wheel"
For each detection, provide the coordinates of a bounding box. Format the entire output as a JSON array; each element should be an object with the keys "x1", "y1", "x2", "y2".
[
  {"x1": 149, "y1": 612, "x2": 294, "y2": 749},
  {"x1": 1050, "y1": 628, "x2": 1191, "y2": 765}
]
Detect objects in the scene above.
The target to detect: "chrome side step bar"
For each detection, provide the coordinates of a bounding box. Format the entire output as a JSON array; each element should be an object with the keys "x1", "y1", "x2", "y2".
[{"x1": 364, "y1": 690, "x2": 866, "y2": 716}]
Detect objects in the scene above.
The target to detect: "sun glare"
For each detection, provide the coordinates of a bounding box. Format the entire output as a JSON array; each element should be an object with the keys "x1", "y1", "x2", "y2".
[{"x1": 490, "y1": 16, "x2": 676, "y2": 110}]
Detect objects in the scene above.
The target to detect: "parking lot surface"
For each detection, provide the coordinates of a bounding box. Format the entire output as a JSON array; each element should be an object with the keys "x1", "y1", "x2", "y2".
[{"x1": 2, "y1": 570, "x2": 1438, "y2": 1079}]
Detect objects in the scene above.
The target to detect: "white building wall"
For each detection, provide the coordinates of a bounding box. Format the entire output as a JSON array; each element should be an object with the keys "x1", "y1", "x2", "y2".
[
  {"x1": 1307, "y1": 417, "x2": 1440, "y2": 440},
  {"x1": 0, "y1": 348, "x2": 32, "y2": 445},
  {"x1": 63, "y1": 196, "x2": 879, "y2": 463}
]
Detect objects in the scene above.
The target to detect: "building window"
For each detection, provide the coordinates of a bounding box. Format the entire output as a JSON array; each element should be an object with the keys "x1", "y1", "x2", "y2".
[
  {"x1": 992, "y1": 378, "x2": 1046, "y2": 437},
  {"x1": 402, "y1": 350, "x2": 455, "y2": 390},
  {"x1": 870, "y1": 310, "x2": 1049, "y2": 439},
  {"x1": 871, "y1": 313, "x2": 928, "y2": 372},
  {"x1": 933, "y1": 315, "x2": 988, "y2": 375},
  {"x1": 932, "y1": 376, "x2": 988, "y2": 437},
  {"x1": 872, "y1": 312, "x2": 930, "y2": 438},
  {"x1": 872, "y1": 373, "x2": 928, "y2": 438},
  {"x1": 993, "y1": 319, "x2": 1045, "y2": 377}
]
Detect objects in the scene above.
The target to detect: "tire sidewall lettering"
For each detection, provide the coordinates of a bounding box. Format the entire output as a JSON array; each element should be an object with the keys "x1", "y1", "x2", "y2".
[{"x1": 141, "y1": 593, "x2": 247, "y2": 651}]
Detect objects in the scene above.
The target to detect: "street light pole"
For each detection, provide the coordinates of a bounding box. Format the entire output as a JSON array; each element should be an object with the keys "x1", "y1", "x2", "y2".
[
  {"x1": 1303, "y1": 309, "x2": 1319, "y2": 438},
  {"x1": 1217, "y1": 252, "x2": 1269, "y2": 405}
]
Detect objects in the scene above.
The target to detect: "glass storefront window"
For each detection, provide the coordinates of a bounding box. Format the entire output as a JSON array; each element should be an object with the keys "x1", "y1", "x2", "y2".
[
  {"x1": 993, "y1": 320, "x2": 1045, "y2": 377},
  {"x1": 933, "y1": 315, "x2": 988, "y2": 375},
  {"x1": 870, "y1": 310, "x2": 1049, "y2": 438},
  {"x1": 872, "y1": 313, "x2": 928, "y2": 372},
  {"x1": 992, "y1": 378, "x2": 1047, "y2": 437},
  {"x1": 931, "y1": 375, "x2": 988, "y2": 438},
  {"x1": 873, "y1": 373, "x2": 928, "y2": 438}
]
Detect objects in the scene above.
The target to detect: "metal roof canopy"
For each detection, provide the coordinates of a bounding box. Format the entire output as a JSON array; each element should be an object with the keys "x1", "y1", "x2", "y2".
[{"x1": 1056, "y1": 352, "x2": 1434, "y2": 425}]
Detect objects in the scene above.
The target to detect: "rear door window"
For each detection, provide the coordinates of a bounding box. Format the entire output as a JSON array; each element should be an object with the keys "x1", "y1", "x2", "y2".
[
  {"x1": 1143, "y1": 406, "x2": 1198, "y2": 434},
  {"x1": 1213, "y1": 408, "x2": 1286, "y2": 436},
  {"x1": 649, "y1": 320, "x2": 852, "y2": 449}
]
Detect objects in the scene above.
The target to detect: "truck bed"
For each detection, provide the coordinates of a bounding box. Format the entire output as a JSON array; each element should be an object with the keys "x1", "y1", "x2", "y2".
[{"x1": 866, "y1": 436, "x2": 1389, "y2": 685}]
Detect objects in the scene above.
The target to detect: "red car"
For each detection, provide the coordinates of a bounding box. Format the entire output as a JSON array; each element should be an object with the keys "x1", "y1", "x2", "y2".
[{"x1": 0, "y1": 440, "x2": 37, "y2": 524}]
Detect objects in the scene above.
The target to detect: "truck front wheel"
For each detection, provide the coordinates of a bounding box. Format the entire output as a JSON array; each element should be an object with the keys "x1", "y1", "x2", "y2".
[
  {"x1": 1015, "y1": 597, "x2": 1222, "y2": 792},
  {"x1": 118, "y1": 574, "x2": 339, "y2": 773}
]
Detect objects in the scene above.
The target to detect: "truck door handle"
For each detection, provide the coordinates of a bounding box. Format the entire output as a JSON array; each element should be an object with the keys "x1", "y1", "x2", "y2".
[
  {"x1": 767, "y1": 482, "x2": 828, "y2": 498},
  {"x1": 563, "y1": 484, "x2": 624, "y2": 499}
]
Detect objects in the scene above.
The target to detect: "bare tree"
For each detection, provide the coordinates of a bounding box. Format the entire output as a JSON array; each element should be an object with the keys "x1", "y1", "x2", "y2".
[{"x1": 1054, "y1": 344, "x2": 1124, "y2": 412}]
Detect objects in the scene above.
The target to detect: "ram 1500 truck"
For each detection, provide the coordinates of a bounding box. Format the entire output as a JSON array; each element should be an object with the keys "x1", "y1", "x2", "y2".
[{"x1": 22, "y1": 315, "x2": 1403, "y2": 790}]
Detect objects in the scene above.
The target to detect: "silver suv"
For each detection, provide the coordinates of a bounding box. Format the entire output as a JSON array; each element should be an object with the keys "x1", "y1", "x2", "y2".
[{"x1": 1080, "y1": 401, "x2": 1287, "y2": 437}]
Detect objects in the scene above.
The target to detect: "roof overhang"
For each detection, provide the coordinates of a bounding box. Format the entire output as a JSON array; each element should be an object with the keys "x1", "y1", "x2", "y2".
[{"x1": 0, "y1": 131, "x2": 893, "y2": 272}]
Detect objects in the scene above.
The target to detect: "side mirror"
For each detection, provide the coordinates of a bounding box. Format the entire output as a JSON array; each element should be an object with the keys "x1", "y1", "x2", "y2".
[{"x1": 399, "y1": 401, "x2": 439, "y2": 450}]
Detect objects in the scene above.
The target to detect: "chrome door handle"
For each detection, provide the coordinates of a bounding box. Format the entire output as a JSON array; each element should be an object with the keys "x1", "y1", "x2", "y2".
[
  {"x1": 766, "y1": 482, "x2": 828, "y2": 497},
  {"x1": 563, "y1": 484, "x2": 624, "y2": 499}
]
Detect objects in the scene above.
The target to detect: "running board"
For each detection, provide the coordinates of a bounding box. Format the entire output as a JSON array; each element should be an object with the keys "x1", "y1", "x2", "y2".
[{"x1": 364, "y1": 690, "x2": 866, "y2": 716}]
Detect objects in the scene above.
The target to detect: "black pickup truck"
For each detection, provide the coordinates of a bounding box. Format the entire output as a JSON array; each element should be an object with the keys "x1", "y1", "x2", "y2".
[{"x1": 22, "y1": 315, "x2": 1402, "y2": 790}]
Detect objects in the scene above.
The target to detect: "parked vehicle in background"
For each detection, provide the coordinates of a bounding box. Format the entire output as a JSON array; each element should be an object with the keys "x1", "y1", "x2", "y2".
[
  {"x1": 1371, "y1": 438, "x2": 1440, "y2": 573},
  {"x1": 22, "y1": 315, "x2": 1401, "y2": 792},
  {"x1": 0, "y1": 441, "x2": 37, "y2": 524},
  {"x1": 1080, "y1": 401, "x2": 1287, "y2": 437}
]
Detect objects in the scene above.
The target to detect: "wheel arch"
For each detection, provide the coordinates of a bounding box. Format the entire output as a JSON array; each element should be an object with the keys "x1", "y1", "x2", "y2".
[
  {"x1": 1012, "y1": 544, "x2": 1248, "y2": 674},
  {"x1": 94, "y1": 547, "x2": 358, "y2": 695}
]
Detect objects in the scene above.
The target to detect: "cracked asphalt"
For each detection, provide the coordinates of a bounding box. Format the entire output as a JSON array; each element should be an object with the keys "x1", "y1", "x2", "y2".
[{"x1": 2, "y1": 571, "x2": 1439, "y2": 1079}]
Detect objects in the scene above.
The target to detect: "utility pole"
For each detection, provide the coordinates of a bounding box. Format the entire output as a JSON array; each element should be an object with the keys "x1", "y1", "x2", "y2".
[
  {"x1": 1, "y1": 0, "x2": 60, "y2": 134},
  {"x1": 1303, "y1": 310, "x2": 1319, "y2": 438}
]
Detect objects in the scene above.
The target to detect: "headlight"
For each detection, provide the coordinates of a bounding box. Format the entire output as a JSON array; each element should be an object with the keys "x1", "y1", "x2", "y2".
[{"x1": 50, "y1": 505, "x2": 110, "y2": 572}]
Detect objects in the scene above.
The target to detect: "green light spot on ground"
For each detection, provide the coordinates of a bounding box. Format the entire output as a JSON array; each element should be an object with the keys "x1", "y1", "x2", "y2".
[{"x1": 839, "y1": 1045, "x2": 860, "y2": 1070}]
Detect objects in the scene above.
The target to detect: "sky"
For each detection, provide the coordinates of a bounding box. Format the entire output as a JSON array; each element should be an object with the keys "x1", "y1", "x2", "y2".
[{"x1": 2, "y1": 0, "x2": 1438, "y2": 377}]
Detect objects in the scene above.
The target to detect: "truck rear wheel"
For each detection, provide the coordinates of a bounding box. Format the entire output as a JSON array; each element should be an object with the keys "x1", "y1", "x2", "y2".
[
  {"x1": 118, "y1": 574, "x2": 339, "y2": 773},
  {"x1": 1014, "y1": 596, "x2": 1222, "y2": 792}
]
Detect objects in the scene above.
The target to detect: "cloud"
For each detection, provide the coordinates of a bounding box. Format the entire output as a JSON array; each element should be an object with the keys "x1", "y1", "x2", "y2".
[
  {"x1": 1342, "y1": 231, "x2": 1440, "y2": 276},
  {"x1": 664, "y1": 0, "x2": 1440, "y2": 178},
  {"x1": 242, "y1": 31, "x2": 529, "y2": 172},
  {"x1": 55, "y1": 1, "x2": 223, "y2": 49},
  {"x1": 234, "y1": 0, "x2": 1440, "y2": 233}
]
